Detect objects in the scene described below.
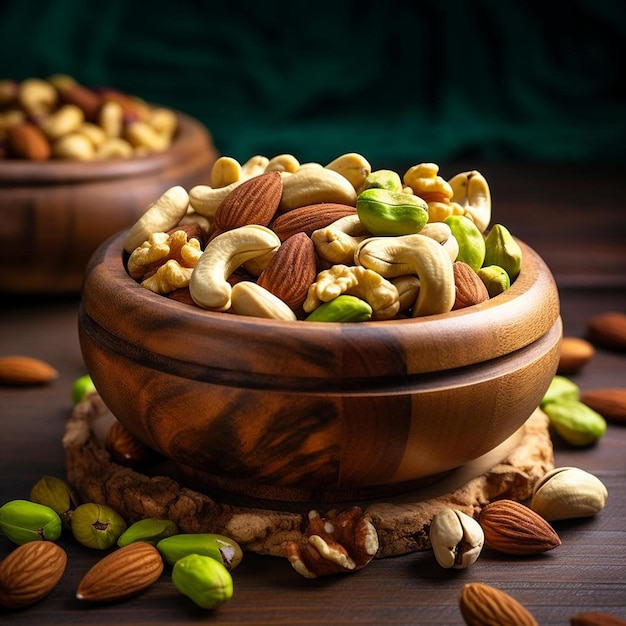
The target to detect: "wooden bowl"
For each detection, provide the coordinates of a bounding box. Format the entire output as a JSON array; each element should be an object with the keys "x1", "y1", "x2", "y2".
[
  {"x1": 78, "y1": 231, "x2": 562, "y2": 504},
  {"x1": 0, "y1": 112, "x2": 218, "y2": 294}
]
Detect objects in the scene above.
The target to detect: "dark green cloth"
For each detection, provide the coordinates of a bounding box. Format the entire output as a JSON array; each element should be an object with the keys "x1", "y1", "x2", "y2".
[{"x1": 2, "y1": 0, "x2": 624, "y2": 166}]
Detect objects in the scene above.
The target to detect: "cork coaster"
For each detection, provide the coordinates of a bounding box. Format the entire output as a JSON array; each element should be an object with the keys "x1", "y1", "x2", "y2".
[{"x1": 63, "y1": 393, "x2": 554, "y2": 559}]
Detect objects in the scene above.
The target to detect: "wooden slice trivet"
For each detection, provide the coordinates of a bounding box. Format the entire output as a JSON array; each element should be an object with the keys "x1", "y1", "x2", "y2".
[{"x1": 63, "y1": 392, "x2": 554, "y2": 559}]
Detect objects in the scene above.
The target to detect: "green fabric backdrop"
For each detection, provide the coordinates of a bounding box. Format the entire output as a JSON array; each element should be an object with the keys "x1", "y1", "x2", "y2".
[{"x1": 1, "y1": 0, "x2": 624, "y2": 166}]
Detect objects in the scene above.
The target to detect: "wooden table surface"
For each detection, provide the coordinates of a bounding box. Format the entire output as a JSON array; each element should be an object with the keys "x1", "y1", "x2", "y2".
[{"x1": 1, "y1": 162, "x2": 625, "y2": 624}]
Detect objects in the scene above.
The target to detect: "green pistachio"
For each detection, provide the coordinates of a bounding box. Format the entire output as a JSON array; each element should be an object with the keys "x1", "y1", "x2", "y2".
[
  {"x1": 543, "y1": 400, "x2": 607, "y2": 446},
  {"x1": 483, "y1": 224, "x2": 522, "y2": 281},
  {"x1": 362, "y1": 169, "x2": 403, "y2": 192},
  {"x1": 443, "y1": 215, "x2": 486, "y2": 271},
  {"x1": 71, "y1": 374, "x2": 96, "y2": 405},
  {"x1": 172, "y1": 553, "x2": 233, "y2": 609},
  {"x1": 70, "y1": 503, "x2": 127, "y2": 549},
  {"x1": 30, "y1": 476, "x2": 79, "y2": 530},
  {"x1": 305, "y1": 294, "x2": 372, "y2": 322},
  {"x1": 156, "y1": 533, "x2": 243, "y2": 570},
  {"x1": 117, "y1": 517, "x2": 179, "y2": 547},
  {"x1": 0, "y1": 499, "x2": 62, "y2": 545},
  {"x1": 540, "y1": 375, "x2": 580, "y2": 408},
  {"x1": 356, "y1": 188, "x2": 428, "y2": 236},
  {"x1": 477, "y1": 265, "x2": 510, "y2": 297}
]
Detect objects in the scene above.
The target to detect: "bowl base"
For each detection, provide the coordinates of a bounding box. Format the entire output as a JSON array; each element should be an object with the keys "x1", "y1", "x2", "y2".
[{"x1": 64, "y1": 392, "x2": 554, "y2": 559}]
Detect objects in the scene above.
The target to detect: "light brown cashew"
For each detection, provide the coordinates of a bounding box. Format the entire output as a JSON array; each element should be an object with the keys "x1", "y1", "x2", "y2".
[
  {"x1": 265, "y1": 153, "x2": 300, "y2": 173},
  {"x1": 98, "y1": 100, "x2": 124, "y2": 138},
  {"x1": 188, "y1": 181, "x2": 243, "y2": 219},
  {"x1": 125, "y1": 121, "x2": 170, "y2": 152},
  {"x1": 210, "y1": 156, "x2": 243, "y2": 188},
  {"x1": 448, "y1": 170, "x2": 491, "y2": 233},
  {"x1": 303, "y1": 264, "x2": 400, "y2": 320},
  {"x1": 147, "y1": 107, "x2": 178, "y2": 139},
  {"x1": 241, "y1": 155, "x2": 270, "y2": 178},
  {"x1": 124, "y1": 186, "x2": 190, "y2": 253},
  {"x1": 39, "y1": 104, "x2": 84, "y2": 141},
  {"x1": 18, "y1": 78, "x2": 57, "y2": 116},
  {"x1": 51, "y1": 133, "x2": 95, "y2": 160},
  {"x1": 311, "y1": 214, "x2": 369, "y2": 265},
  {"x1": 403, "y1": 162, "x2": 453, "y2": 204},
  {"x1": 230, "y1": 281, "x2": 297, "y2": 321},
  {"x1": 391, "y1": 275, "x2": 421, "y2": 313},
  {"x1": 95, "y1": 137, "x2": 134, "y2": 159},
  {"x1": 325, "y1": 152, "x2": 372, "y2": 191},
  {"x1": 189, "y1": 225, "x2": 281, "y2": 311},
  {"x1": 420, "y1": 222, "x2": 460, "y2": 262},
  {"x1": 279, "y1": 167, "x2": 358, "y2": 213},
  {"x1": 79, "y1": 122, "x2": 108, "y2": 148},
  {"x1": 355, "y1": 233, "x2": 455, "y2": 317}
]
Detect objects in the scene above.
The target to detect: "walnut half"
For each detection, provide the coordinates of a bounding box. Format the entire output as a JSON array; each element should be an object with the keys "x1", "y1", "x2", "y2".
[{"x1": 284, "y1": 507, "x2": 379, "y2": 578}]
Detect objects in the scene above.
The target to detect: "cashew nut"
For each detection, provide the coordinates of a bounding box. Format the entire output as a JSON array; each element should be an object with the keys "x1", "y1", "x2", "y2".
[
  {"x1": 303, "y1": 264, "x2": 400, "y2": 320},
  {"x1": 311, "y1": 213, "x2": 369, "y2": 265},
  {"x1": 18, "y1": 77, "x2": 57, "y2": 116},
  {"x1": 325, "y1": 152, "x2": 372, "y2": 191},
  {"x1": 125, "y1": 120, "x2": 170, "y2": 152},
  {"x1": 241, "y1": 155, "x2": 270, "y2": 178},
  {"x1": 420, "y1": 222, "x2": 460, "y2": 262},
  {"x1": 448, "y1": 170, "x2": 491, "y2": 233},
  {"x1": 189, "y1": 225, "x2": 281, "y2": 311},
  {"x1": 98, "y1": 100, "x2": 124, "y2": 138},
  {"x1": 39, "y1": 104, "x2": 84, "y2": 141},
  {"x1": 210, "y1": 156, "x2": 243, "y2": 188},
  {"x1": 355, "y1": 233, "x2": 455, "y2": 317},
  {"x1": 188, "y1": 181, "x2": 243, "y2": 220},
  {"x1": 230, "y1": 281, "x2": 297, "y2": 321},
  {"x1": 265, "y1": 153, "x2": 300, "y2": 173},
  {"x1": 51, "y1": 133, "x2": 95, "y2": 160},
  {"x1": 279, "y1": 166, "x2": 358, "y2": 213},
  {"x1": 391, "y1": 275, "x2": 421, "y2": 313},
  {"x1": 124, "y1": 186, "x2": 190, "y2": 253}
]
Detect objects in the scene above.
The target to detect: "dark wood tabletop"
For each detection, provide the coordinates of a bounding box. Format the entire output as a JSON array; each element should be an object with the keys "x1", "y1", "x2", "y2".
[{"x1": 1, "y1": 162, "x2": 625, "y2": 625}]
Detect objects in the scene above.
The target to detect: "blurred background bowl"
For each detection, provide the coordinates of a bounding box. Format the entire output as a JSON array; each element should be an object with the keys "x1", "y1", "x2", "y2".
[
  {"x1": 78, "y1": 230, "x2": 562, "y2": 504},
  {"x1": 0, "y1": 111, "x2": 218, "y2": 294}
]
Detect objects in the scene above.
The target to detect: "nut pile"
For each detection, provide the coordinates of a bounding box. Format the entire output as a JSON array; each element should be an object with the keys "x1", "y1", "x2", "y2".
[
  {"x1": 0, "y1": 475, "x2": 242, "y2": 611},
  {"x1": 0, "y1": 75, "x2": 178, "y2": 161},
  {"x1": 122, "y1": 153, "x2": 524, "y2": 322}
]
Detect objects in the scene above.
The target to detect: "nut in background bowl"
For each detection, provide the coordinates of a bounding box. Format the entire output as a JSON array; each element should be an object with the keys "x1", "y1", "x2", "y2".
[
  {"x1": 0, "y1": 111, "x2": 218, "y2": 294},
  {"x1": 78, "y1": 231, "x2": 561, "y2": 504}
]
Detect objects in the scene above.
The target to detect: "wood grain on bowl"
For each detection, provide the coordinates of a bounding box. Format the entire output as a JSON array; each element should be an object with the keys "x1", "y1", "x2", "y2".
[
  {"x1": 0, "y1": 112, "x2": 218, "y2": 294},
  {"x1": 78, "y1": 231, "x2": 561, "y2": 502}
]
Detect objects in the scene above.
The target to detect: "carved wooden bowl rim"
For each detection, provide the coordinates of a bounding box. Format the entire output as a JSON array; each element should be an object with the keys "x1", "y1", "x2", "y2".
[
  {"x1": 0, "y1": 110, "x2": 211, "y2": 186},
  {"x1": 80, "y1": 232, "x2": 561, "y2": 379}
]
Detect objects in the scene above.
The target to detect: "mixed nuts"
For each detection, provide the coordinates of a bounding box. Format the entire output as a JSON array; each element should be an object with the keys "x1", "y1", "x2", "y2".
[{"x1": 122, "y1": 153, "x2": 524, "y2": 322}]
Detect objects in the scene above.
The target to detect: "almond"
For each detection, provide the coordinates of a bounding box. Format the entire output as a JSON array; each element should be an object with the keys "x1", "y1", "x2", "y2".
[
  {"x1": 570, "y1": 612, "x2": 626, "y2": 626},
  {"x1": 478, "y1": 499, "x2": 561, "y2": 555},
  {"x1": 580, "y1": 388, "x2": 626, "y2": 424},
  {"x1": 213, "y1": 171, "x2": 283, "y2": 233},
  {"x1": 271, "y1": 203, "x2": 357, "y2": 241},
  {"x1": 587, "y1": 311, "x2": 626, "y2": 352},
  {"x1": 558, "y1": 336, "x2": 595, "y2": 374},
  {"x1": 257, "y1": 232, "x2": 318, "y2": 311},
  {"x1": 6, "y1": 121, "x2": 51, "y2": 161},
  {"x1": 0, "y1": 541, "x2": 67, "y2": 609},
  {"x1": 0, "y1": 355, "x2": 59, "y2": 386},
  {"x1": 459, "y1": 582, "x2": 538, "y2": 626},
  {"x1": 452, "y1": 261, "x2": 490, "y2": 310},
  {"x1": 105, "y1": 419, "x2": 156, "y2": 467},
  {"x1": 76, "y1": 541, "x2": 163, "y2": 602},
  {"x1": 57, "y1": 82, "x2": 103, "y2": 121}
]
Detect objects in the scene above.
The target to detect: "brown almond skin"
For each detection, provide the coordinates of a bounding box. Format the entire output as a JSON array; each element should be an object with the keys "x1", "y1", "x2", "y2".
[
  {"x1": 452, "y1": 261, "x2": 490, "y2": 310},
  {"x1": 0, "y1": 541, "x2": 67, "y2": 609},
  {"x1": 478, "y1": 499, "x2": 561, "y2": 555},
  {"x1": 587, "y1": 311, "x2": 626, "y2": 352},
  {"x1": 0, "y1": 355, "x2": 59, "y2": 386},
  {"x1": 580, "y1": 388, "x2": 626, "y2": 424},
  {"x1": 570, "y1": 612, "x2": 626, "y2": 626},
  {"x1": 76, "y1": 541, "x2": 163, "y2": 602},
  {"x1": 558, "y1": 336, "x2": 595, "y2": 375},
  {"x1": 6, "y1": 121, "x2": 51, "y2": 161},
  {"x1": 214, "y1": 171, "x2": 283, "y2": 232},
  {"x1": 57, "y1": 82, "x2": 103, "y2": 122},
  {"x1": 257, "y1": 232, "x2": 318, "y2": 311},
  {"x1": 271, "y1": 203, "x2": 357, "y2": 241},
  {"x1": 460, "y1": 582, "x2": 538, "y2": 626}
]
